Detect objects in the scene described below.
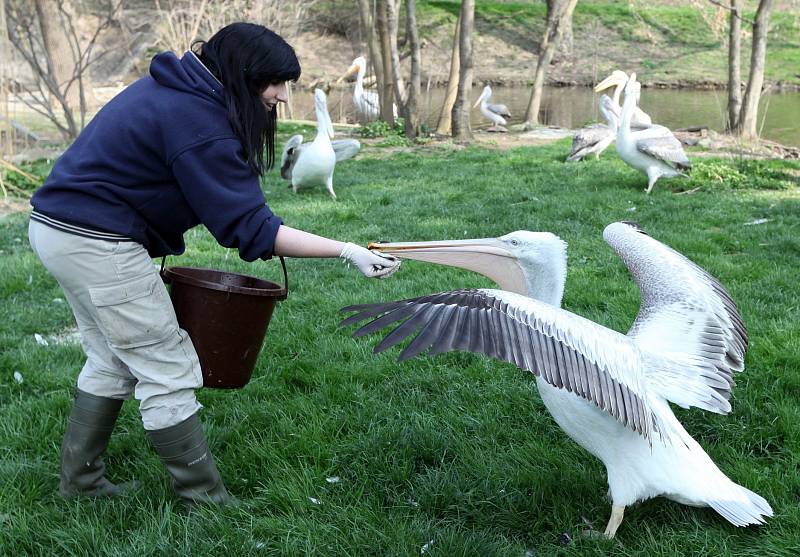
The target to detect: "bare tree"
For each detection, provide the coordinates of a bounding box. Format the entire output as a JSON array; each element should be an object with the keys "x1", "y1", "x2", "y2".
[
  {"x1": 436, "y1": 11, "x2": 460, "y2": 136},
  {"x1": 375, "y1": 0, "x2": 395, "y2": 124},
  {"x1": 34, "y1": 0, "x2": 82, "y2": 110},
  {"x1": 387, "y1": 0, "x2": 406, "y2": 108},
  {"x1": 403, "y1": 0, "x2": 422, "y2": 139},
  {"x1": 736, "y1": 0, "x2": 773, "y2": 139},
  {"x1": 356, "y1": 0, "x2": 384, "y2": 100},
  {"x1": 710, "y1": 0, "x2": 774, "y2": 138},
  {"x1": 451, "y1": 0, "x2": 474, "y2": 141},
  {"x1": 523, "y1": 0, "x2": 578, "y2": 127},
  {"x1": 548, "y1": 0, "x2": 573, "y2": 60},
  {"x1": 5, "y1": 0, "x2": 120, "y2": 141},
  {"x1": 154, "y1": 0, "x2": 315, "y2": 53},
  {"x1": 726, "y1": 0, "x2": 741, "y2": 130}
]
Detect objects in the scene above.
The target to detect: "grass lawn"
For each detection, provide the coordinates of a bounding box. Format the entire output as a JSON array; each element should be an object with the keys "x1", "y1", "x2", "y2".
[{"x1": 1, "y1": 127, "x2": 799, "y2": 555}]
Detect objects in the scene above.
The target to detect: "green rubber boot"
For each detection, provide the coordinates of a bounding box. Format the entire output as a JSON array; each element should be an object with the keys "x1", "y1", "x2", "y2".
[
  {"x1": 146, "y1": 413, "x2": 234, "y2": 507},
  {"x1": 59, "y1": 389, "x2": 135, "y2": 498}
]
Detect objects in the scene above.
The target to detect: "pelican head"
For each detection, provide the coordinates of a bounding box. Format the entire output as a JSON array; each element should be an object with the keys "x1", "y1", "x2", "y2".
[
  {"x1": 599, "y1": 94, "x2": 621, "y2": 126},
  {"x1": 337, "y1": 56, "x2": 367, "y2": 84},
  {"x1": 624, "y1": 73, "x2": 641, "y2": 103},
  {"x1": 314, "y1": 88, "x2": 335, "y2": 139},
  {"x1": 369, "y1": 231, "x2": 567, "y2": 306},
  {"x1": 594, "y1": 70, "x2": 629, "y2": 93},
  {"x1": 473, "y1": 85, "x2": 492, "y2": 108}
]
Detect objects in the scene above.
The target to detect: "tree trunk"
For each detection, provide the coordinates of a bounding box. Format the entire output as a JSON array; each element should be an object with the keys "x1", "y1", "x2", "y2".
[
  {"x1": 356, "y1": 0, "x2": 385, "y2": 98},
  {"x1": 34, "y1": 0, "x2": 79, "y2": 137},
  {"x1": 451, "y1": 0, "x2": 474, "y2": 141},
  {"x1": 436, "y1": 11, "x2": 460, "y2": 135},
  {"x1": 736, "y1": 0, "x2": 773, "y2": 139},
  {"x1": 726, "y1": 0, "x2": 742, "y2": 131},
  {"x1": 548, "y1": 0, "x2": 573, "y2": 61},
  {"x1": 404, "y1": 0, "x2": 422, "y2": 139},
  {"x1": 523, "y1": 0, "x2": 578, "y2": 126},
  {"x1": 376, "y1": 0, "x2": 395, "y2": 124},
  {"x1": 387, "y1": 0, "x2": 406, "y2": 108}
]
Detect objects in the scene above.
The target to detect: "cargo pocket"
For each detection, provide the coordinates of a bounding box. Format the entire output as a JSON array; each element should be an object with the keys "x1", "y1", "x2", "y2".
[{"x1": 89, "y1": 273, "x2": 177, "y2": 349}]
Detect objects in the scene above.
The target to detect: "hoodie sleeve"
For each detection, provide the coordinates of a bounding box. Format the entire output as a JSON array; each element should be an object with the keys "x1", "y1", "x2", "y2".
[{"x1": 171, "y1": 138, "x2": 283, "y2": 261}]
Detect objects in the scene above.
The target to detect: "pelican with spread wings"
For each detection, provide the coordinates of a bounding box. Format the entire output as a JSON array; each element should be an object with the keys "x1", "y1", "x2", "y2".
[{"x1": 342, "y1": 223, "x2": 772, "y2": 537}]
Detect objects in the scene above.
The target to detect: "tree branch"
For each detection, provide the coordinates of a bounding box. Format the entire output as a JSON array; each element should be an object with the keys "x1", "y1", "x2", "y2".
[{"x1": 706, "y1": 0, "x2": 755, "y2": 25}]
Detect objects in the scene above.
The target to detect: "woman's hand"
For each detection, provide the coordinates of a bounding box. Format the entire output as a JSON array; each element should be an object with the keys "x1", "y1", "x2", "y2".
[{"x1": 339, "y1": 243, "x2": 400, "y2": 279}]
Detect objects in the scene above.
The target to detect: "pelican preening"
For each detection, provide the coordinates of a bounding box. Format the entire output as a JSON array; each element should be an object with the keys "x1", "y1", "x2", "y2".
[
  {"x1": 337, "y1": 56, "x2": 397, "y2": 122},
  {"x1": 567, "y1": 94, "x2": 620, "y2": 162},
  {"x1": 616, "y1": 74, "x2": 691, "y2": 193},
  {"x1": 279, "y1": 89, "x2": 360, "y2": 199},
  {"x1": 342, "y1": 223, "x2": 772, "y2": 537},
  {"x1": 473, "y1": 85, "x2": 512, "y2": 131},
  {"x1": 595, "y1": 70, "x2": 652, "y2": 128}
]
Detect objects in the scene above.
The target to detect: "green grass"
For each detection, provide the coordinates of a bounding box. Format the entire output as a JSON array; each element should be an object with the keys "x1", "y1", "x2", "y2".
[{"x1": 1, "y1": 131, "x2": 800, "y2": 555}]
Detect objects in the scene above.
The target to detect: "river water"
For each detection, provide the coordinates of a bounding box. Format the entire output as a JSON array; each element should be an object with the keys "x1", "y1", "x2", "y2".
[{"x1": 299, "y1": 85, "x2": 800, "y2": 147}]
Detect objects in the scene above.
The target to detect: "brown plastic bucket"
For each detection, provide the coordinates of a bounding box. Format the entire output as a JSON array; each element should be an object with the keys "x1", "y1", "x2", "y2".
[{"x1": 161, "y1": 257, "x2": 288, "y2": 389}]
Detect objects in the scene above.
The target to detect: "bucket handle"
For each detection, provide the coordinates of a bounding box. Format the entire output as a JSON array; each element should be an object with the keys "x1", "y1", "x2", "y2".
[{"x1": 160, "y1": 255, "x2": 289, "y2": 299}]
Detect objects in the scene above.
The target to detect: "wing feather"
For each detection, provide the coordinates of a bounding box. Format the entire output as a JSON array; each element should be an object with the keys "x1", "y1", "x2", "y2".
[
  {"x1": 341, "y1": 288, "x2": 661, "y2": 440},
  {"x1": 633, "y1": 125, "x2": 691, "y2": 170},
  {"x1": 603, "y1": 222, "x2": 748, "y2": 414},
  {"x1": 279, "y1": 134, "x2": 303, "y2": 180},
  {"x1": 488, "y1": 103, "x2": 511, "y2": 118},
  {"x1": 331, "y1": 139, "x2": 362, "y2": 162}
]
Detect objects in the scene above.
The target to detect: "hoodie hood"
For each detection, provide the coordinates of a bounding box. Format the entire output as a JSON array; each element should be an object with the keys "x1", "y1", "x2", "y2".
[{"x1": 150, "y1": 51, "x2": 225, "y2": 106}]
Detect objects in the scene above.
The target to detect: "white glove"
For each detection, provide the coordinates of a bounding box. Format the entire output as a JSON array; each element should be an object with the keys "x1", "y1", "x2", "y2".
[{"x1": 339, "y1": 242, "x2": 400, "y2": 279}]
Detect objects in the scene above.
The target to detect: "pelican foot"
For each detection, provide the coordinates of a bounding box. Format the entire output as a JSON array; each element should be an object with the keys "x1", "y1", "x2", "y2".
[
  {"x1": 487, "y1": 125, "x2": 508, "y2": 133},
  {"x1": 603, "y1": 505, "x2": 625, "y2": 538}
]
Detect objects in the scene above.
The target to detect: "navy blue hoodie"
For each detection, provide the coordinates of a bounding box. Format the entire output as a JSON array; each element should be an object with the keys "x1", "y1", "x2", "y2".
[{"x1": 31, "y1": 51, "x2": 282, "y2": 261}]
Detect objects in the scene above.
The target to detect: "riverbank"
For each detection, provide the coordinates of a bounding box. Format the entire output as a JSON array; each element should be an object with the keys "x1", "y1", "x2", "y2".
[{"x1": 293, "y1": 1, "x2": 800, "y2": 92}]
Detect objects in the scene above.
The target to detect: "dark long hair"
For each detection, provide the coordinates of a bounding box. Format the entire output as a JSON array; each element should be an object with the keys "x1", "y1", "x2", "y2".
[{"x1": 193, "y1": 23, "x2": 301, "y2": 176}]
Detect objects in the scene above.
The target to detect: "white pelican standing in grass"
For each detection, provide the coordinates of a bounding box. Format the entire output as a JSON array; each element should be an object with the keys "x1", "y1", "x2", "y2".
[
  {"x1": 617, "y1": 74, "x2": 691, "y2": 194},
  {"x1": 279, "y1": 89, "x2": 359, "y2": 200},
  {"x1": 473, "y1": 85, "x2": 512, "y2": 131},
  {"x1": 567, "y1": 94, "x2": 621, "y2": 161},
  {"x1": 342, "y1": 222, "x2": 772, "y2": 538},
  {"x1": 594, "y1": 70, "x2": 652, "y2": 128},
  {"x1": 337, "y1": 56, "x2": 396, "y2": 121}
]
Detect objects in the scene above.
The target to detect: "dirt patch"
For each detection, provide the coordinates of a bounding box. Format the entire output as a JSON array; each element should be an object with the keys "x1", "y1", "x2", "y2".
[{"x1": 0, "y1": 198, "x2": 30, "y2": 219}]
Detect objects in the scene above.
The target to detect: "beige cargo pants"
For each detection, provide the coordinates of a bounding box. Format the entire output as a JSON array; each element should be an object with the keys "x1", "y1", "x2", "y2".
[{"x1": 29, "y1": 220, "x2": 202, "y2": 430}]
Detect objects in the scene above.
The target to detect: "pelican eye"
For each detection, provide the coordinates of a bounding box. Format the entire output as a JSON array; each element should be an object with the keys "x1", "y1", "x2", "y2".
[{"x1": 510, "y1": 239, "x2": 519, "y2": 246}]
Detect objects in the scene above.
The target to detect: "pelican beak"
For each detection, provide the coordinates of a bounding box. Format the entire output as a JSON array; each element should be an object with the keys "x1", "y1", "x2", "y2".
[
  {"x1": 608, "y1": 103, "x2": 621, "y2": 120},
  {"x1": 473, "y1": 94, "x2": 484, "y2": 108},
  {"x1": 594, "y1": 74, "x2": 622, "y2": 93},
  {"x1": 369, "y1": 237, "x2": 527, "y2": 294},
  {"x1": 336, "y1": 63, "x2": 359, "y2": 84}
]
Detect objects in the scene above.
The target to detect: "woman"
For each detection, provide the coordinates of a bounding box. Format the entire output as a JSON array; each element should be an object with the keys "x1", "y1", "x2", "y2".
[{"x1": 28, "y1": 23, "x2": 399, "y2": 507}]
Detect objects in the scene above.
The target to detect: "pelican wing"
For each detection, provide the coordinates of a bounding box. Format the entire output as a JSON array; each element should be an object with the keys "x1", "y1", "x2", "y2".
[
  {"x1": 342, "y1": 288, "x2": 661, "y2": 440},
  {"x1": 634, "y1": 126, "x2": 691, "y2": 170},
  {"x1": 603, "y1": 222, "x2": 747, "y2": 414},
  {"x1": 567, "y1": 124, "x2": 614, "y2": 161},
  {"x1": 280, "y1": 134, "x2": 304, "y2": 180},
  {"x1": 488, "y1": 103, "x2": 511, "y2": 118},
  {"x1": 331, "y1": 139, "x2": 362, "y2": 162},
  {"x1": 360, "y1": 90, "x2": 381, "y2": 115}
]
